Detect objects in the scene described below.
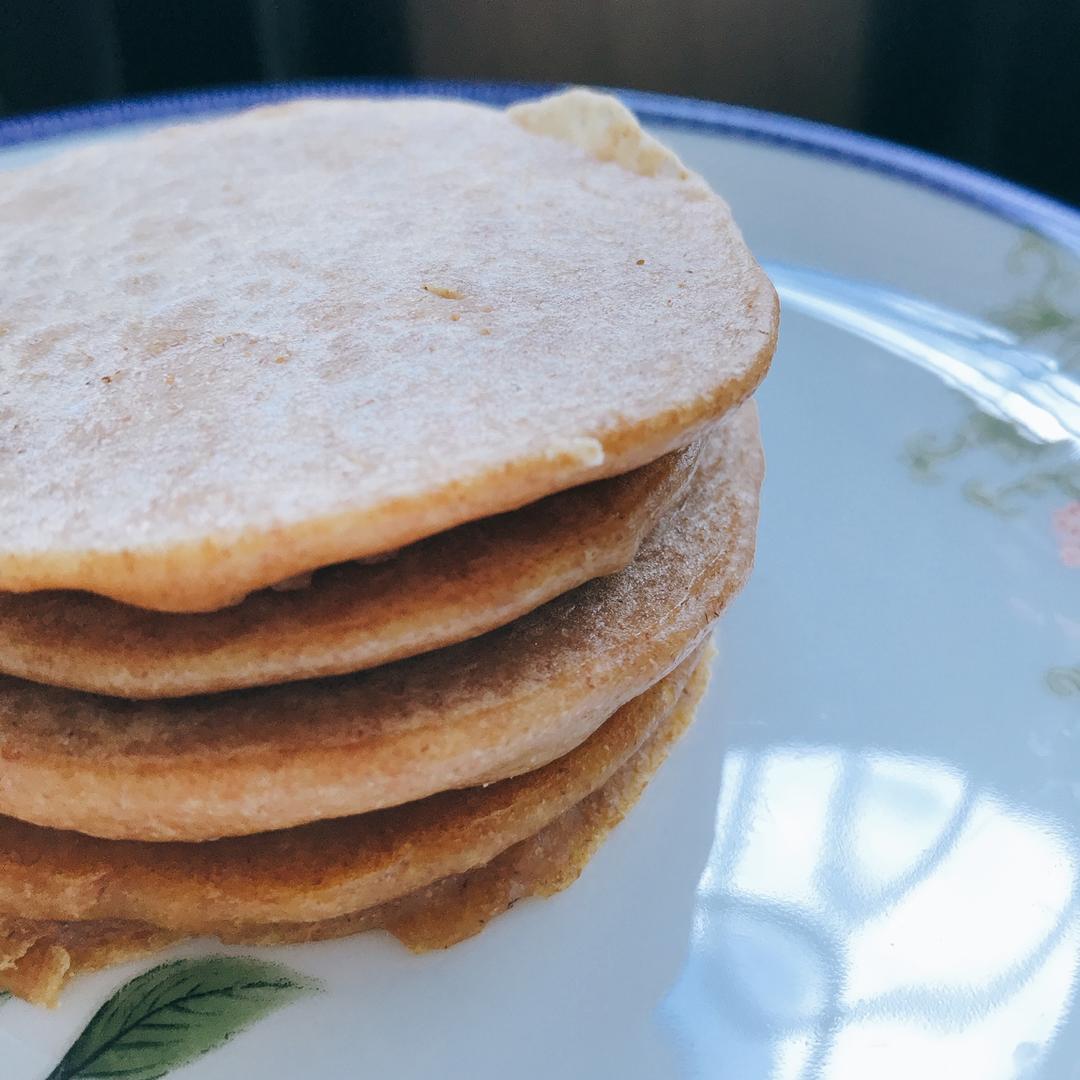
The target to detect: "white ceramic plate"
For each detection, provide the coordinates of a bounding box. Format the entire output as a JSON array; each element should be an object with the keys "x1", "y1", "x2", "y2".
[{"x1": 2, "y1": 82, "x2": 1078, "y2": 1080}]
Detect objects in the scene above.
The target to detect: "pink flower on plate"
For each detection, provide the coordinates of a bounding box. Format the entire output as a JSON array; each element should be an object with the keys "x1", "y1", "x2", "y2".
[{"x1": 1053, "y1": 502, "x2": 1080, "y2": 568}]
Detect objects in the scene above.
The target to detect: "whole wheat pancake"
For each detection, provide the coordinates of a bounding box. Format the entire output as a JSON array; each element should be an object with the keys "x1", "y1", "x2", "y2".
[
  {"x1": 0, "y1": 406, "x2": 760, "y2": 841},
  {"x1": 0, "y1": 444, "x2": 697, "y2": 698},
  {"x1": 0, "y1": 653, "x2": 710, "y2": 1006},
  {"x1": 0, "y1": 647, "x2": 704, "y2": 929},
  {"x1": 0, "y1": 88, "x2": 777, "y2": 612}
]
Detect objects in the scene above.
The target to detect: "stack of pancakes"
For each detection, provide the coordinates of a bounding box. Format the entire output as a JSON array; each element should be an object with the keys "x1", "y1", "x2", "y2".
[{"x1": 0, "y1": 89, "x2": 777, "y2": 1005}]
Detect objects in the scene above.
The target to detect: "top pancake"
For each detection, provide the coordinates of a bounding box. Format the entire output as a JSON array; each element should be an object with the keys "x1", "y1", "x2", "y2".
[{"x1": 0, "y1": 88, "x2": 777, "y2": 611}]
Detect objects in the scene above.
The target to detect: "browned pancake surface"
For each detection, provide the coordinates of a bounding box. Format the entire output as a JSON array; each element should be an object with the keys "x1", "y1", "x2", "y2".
[
  {"x1": 0, "y1": 651, "x2": 703, "y2": 929},
  {"x1": 0, "y1": 652, "x2": 711, "y2": 1006}
]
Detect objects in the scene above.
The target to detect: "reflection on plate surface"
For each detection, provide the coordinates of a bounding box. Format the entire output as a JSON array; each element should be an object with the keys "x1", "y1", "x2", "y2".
[
  {"x1": 767, "y1": 261, "x2": 1080, "y2": 444},
  {"x1": 664, "y1": 746, "x2": 1079, "y2": 1079}
]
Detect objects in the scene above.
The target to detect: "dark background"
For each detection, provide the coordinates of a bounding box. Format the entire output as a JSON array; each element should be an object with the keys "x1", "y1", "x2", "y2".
[{"x1": 0, "y1": 0, "x2": 1077, "y2": 206}]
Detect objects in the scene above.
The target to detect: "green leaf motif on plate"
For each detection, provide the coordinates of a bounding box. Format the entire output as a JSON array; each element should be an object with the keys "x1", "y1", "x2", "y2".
[
  {"x1": 994, "y1": 231, "x2": 1080, "y2": 375},
  {"x1": 902, "y1": 232, "x2": 1080, "y2": 516},
  {"x1": 904, "y1": 412, "x2": 1053, "y2": 484},
  {"x1": 962, "y1": 468, "x2": 1080, "y2": 517},
  {"x1": 1047, "y1": 666, "x2": 1080, "y2": 697},
  {"x1": 903, "y1": 233, "x2": 1080, "y2": 699},
  {"x1": 904, "y1": 412, "x2": 1080, "y2": 516},
  {"x1": 45, "y1": 956, "x2": 320, "y2": 1080}
]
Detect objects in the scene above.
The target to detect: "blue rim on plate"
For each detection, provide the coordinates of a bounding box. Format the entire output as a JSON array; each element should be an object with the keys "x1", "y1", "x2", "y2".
[{"x1": 0, "y1": 78, "x2": 1078, "y2": 255}]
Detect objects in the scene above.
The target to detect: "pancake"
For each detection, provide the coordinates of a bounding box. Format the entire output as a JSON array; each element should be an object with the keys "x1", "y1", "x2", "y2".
[
  {"x1": 0, "y1": 648, "x2": 703, "y2": 928},
  {"x1": 0, "y1": 442, "x2": 698, "y2": 698},
  {"x1": 0, "y1": 405, "x2": 760, "y2": 841},
  {"x1": 0, "y1": 651, "x2": 711, "y2": 1007},
  {"x1": 0, "y1": 88, "x2": 777, "y2": 612}
]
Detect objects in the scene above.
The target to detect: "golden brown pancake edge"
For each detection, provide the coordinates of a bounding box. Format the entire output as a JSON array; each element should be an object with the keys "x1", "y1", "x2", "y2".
[{"x1": 0, "y1": 648, "x2": 712, "y2": 1007}]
